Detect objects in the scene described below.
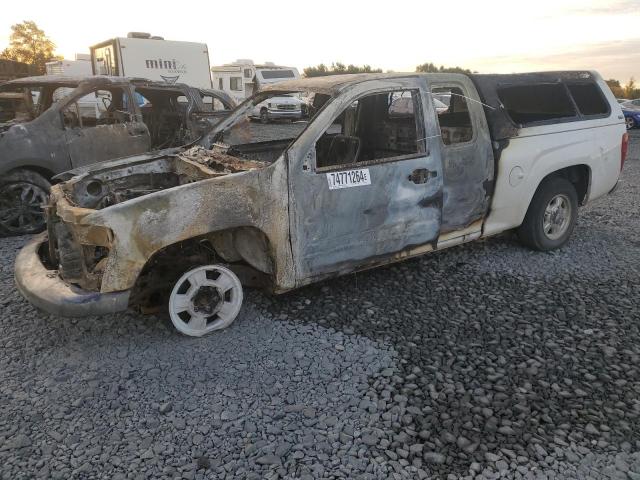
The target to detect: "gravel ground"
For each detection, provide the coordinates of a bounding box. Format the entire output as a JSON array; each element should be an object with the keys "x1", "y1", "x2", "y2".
[{"x1": 0, "y1": 131, "x2": 639, "y2": 479}]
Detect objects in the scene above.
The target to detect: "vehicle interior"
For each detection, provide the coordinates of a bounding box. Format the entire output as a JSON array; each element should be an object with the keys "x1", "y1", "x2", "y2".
[
  {"x1": 135, "y1": 87, "x2": 194, "y2": 149},
  {"x1": 432, "y1": 87, "x2": 474, "y2": 145},
  {"x1": 316, "y1": 90, "x2": 424, "y2": 168},
  {"x1": 0, "y1": 85, "x2": 41, "y2": 123}
]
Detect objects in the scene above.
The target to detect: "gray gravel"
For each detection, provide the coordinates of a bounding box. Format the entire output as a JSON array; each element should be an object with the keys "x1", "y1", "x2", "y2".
[{"x1": 1, "y1": 130, "x2": 639, "y2": 479}]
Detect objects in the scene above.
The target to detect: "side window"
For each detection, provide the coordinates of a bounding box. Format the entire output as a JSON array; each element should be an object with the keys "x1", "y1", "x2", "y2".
[
  {"x1": 498, "y1": 83, "x2": 577, "y2": 125},
  {"x1": 316, "y1": 90, "x2": 424, "y2": 169},
  {"x1": 566, "y1": 83, "x2": 609, "y2": 116},
  {"x1": 63, "y1": 87, "x2": 131, "y2": 129},
  {"x1": 200, "y1": 93, "x2": 230, "y2": 112},
  {"x1": 432, "y1": 86, "x2": 474, "y2": 145},
  {"x1": 230, "y1": 77, "x2": 242, "y2": 91}
]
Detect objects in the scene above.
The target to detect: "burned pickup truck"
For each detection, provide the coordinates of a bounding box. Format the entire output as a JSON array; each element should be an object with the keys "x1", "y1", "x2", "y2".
[
  {"x1": 15, "y1": 72, "x2": 627, "y2": 336},
  {"x1": 0, "y1": 75, "x2": 234, "y2": 235}
]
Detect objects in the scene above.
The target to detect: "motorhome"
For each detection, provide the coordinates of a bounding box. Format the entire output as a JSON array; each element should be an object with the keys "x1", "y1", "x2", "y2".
[{"x1": 90, "y1": 33, "x2": 212, "y2": 89}]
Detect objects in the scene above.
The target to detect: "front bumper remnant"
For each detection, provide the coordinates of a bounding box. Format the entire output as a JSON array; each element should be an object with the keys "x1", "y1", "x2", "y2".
[{"x1": 14, "y1": 233, "x2": 130, "y2": 317}]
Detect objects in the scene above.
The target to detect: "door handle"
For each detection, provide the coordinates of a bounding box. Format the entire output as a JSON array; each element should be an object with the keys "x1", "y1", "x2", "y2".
[{"x1": 409, "y1": 168, "x2": 436, "y2": 184}]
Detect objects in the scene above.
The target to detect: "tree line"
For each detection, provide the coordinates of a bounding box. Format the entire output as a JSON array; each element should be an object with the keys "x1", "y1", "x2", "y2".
[{"x1": 303, "y1": 62, "x2": 473, "y2": 77}]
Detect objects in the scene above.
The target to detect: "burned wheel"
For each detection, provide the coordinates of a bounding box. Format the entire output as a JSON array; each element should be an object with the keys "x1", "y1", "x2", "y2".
[
  {"x1": 169, "y1": 265, "x2": 243, "y2": 337},
  {"x1": 0, "y1": 170, "x2": 50, "y2": 236}
]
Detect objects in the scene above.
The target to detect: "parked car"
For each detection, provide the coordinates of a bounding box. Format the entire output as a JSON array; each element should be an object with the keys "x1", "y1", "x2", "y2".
[
  {"x1": 250, "y1": 93, "x2": 305, "y2": 123},
  {"x1": 0, "y1": 75, "x2": 234, "y2": 235},
  {"x1": 622, "y1": 98, "x2": 640, "y2": 109},
  {"x1": 623, "y1": 105, "x2": 640, "y2": 129},
  {"x1": 16, "y1": 71, "x2": 627, "y2": 337}
]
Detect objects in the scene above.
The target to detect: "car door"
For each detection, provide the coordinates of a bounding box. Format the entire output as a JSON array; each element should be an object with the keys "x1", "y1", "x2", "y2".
[
  {"x1": 286, "y1": 78, "x2": 443, "y2": 283},
  {"x1": 428, "y1": 78, "x2": 494, "y2": 235},
  {"x1": 61, "y1": 86, "x2": 150, "y2": 168}
]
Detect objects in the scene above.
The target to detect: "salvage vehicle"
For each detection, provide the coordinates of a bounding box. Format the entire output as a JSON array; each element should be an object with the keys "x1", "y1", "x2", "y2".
[
  {"x1": 15, "y1": 72, "x2": 627, "y2": 336},
  {"x1": 0, "y1": 75, "x2": 234, "y2": 235}
]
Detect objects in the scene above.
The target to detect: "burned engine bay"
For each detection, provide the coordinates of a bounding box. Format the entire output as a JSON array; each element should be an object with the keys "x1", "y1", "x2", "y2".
[{"x1": 62, "y1": 146, "x2": 271, "y2": 210}]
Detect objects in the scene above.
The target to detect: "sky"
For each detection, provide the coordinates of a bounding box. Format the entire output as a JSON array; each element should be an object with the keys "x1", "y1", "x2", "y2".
[{"x1": 1, "y1": 0, "x2": 639, "y2": 82}]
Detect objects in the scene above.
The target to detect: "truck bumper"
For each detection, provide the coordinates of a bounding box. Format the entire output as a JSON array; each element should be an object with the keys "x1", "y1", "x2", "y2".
[
  {"x1": 267, "y1": 110, "x2": 303, "y2": 120},
  {"x1": 14, "y1": 233, "x2": 131, "y2": 317}
]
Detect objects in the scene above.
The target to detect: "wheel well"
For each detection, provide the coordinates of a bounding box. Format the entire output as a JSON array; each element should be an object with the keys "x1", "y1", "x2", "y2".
[
  {"x1": 542, "y1": 164, "x2": 590, "y2": 205},
  {"x1": 8, "y1": 166, "x2": 56, "y2": 182},
  {"x1": 260, "y1": 106, "x2": 268, "y2": 112},
  {"x1": 129, "y1": 230, "x2": 274, "y2": 310}
]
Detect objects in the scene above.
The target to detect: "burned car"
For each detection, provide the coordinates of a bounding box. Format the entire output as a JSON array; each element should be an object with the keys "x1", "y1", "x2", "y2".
[
  {"x1": 15, "y1": 72, "x2": 626, "y2": 336},
  {"x1": 0, "y1": 75, "x2": 234, "y2": 235}
]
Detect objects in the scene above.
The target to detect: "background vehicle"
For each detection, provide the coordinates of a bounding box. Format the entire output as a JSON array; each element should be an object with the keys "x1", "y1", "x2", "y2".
[
  {"x1": 15, "y1": 71, "x2": 626, "y2": 338},
  {"x1": 250, "y1": 94, "x2": 305, "y2": 123},
  {"x1": 622, "y1": 98, "x2": 640, "y2": 109},
  {"x1": 90, "y1": 33, "x2": 212, "y2": 89},
  {"x1": 211, "y1": 59, "x2": 300, "y2": 103},
  {"x1": 0, "y1": 75, "x2": 233, "y2": 235},
  {"x1": 623, "y1": 104, "x2": 640, "y2": 129}
]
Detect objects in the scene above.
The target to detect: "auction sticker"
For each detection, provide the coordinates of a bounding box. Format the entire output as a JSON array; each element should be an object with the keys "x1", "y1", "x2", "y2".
[{"x1": 326, "y1": 168, "x2": 371, "y2": 190}]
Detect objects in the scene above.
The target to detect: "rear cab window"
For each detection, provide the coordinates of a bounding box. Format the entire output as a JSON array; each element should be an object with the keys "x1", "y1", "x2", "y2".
[{"x1": 497, "y1": 81, "x2": 610, "y2": 126}]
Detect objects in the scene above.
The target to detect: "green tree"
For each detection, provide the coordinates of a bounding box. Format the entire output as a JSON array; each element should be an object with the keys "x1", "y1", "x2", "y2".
[
  {"x1": 415, "y1": 62, "x2": 474, "y2": 74},
  {"x1": 303, "y1": 62, "x2": 383, "y2": 77},
  {"x1": 624, "y1": 77, "x2": 637, "y2": 99},
  {"x1": 606, "y1": 79, "x2": 624, "y2": 98},
  {"x1": 1, "y1": 21, "x2": 60, "y2": 74}
]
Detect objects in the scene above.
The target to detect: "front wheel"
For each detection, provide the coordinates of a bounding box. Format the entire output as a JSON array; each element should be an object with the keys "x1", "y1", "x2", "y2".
[
  {"x1": 260, "y1": 108, "x2": 269, "y2": 124},
  {"x1": 626, "y1": 117, "x2": 636, "y2": 130},
  {"x1": 518, "y1": 176, "x2": 578, "y2": 251},
  {"x1": 168, "y1": 265, "x2": 243, "y2": 337},
  {"x1": 0, "y1": 170, "x2": 51, "y2": 236}
]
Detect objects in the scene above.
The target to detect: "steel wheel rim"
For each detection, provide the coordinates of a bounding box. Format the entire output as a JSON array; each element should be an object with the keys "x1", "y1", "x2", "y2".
[
  {"x1": 0, "y1": 182, "x2": 48, "y2": 233},
  {"x1": 542, "y1": 193, "x2": 572, "y2": 240},
  {"x1": 169, "y1": 265, "x2": 243, "y2": 337},
  {"x1": 626, "y1": 117, "x2": 634, "y2": 130}
]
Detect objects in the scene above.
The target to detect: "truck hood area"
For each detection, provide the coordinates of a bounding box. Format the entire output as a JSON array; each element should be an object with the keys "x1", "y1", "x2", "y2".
[{"x1": 59, "y1": 146, "x2": 270, "y2": 210}]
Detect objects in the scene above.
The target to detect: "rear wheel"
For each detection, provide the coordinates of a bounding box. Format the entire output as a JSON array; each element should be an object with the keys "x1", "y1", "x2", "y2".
[
  {"x1": 0, "y1": 170, "x2": 50, "y2": 236},
  {"x1": 168, "y1": 265, "x2": 243, "y2": 337},
  {"x1": 518, "y1": 176, "x2": 578, "y2": 251}
]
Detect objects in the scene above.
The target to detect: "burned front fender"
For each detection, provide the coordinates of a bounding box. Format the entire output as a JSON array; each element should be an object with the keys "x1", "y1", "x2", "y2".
[{"x1": 52, "y1": 152, "x2": 293, "y2": 294}]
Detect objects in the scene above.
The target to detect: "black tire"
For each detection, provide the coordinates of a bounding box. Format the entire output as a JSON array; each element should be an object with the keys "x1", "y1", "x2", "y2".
[
  {"x1": 517, "y1": 176, "x2": 578, "y2": 251},
  {"x1": 0, "y1": 169, "x2": 51, "y2": 236},
  {"x1": 626, "y1": 117, "x2": 636, "y2": 130},
  {"x1": 259, "y1": 108, "x2": 269, "y2": 124}
]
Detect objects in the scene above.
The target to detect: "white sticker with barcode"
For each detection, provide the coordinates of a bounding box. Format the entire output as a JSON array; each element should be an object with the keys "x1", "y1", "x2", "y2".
[{"x1": 326, "y1": 168, "x2": 371, "y2": 190}]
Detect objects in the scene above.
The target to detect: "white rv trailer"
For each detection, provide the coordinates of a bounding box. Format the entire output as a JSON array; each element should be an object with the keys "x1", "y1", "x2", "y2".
[
  {"x1": 211, "y1": 59, "x2": 300, "y2": 103},
  {"x1": 45, "y1": 54, "x2": 93, "y2": 77},
  {"x1": 89, "y1": 33, "x2": 212, "y2": 89}
]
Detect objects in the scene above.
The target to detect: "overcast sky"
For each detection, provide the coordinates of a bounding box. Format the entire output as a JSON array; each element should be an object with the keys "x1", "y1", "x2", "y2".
[{"x1": 1, "y1": 0, "x2": 638, "y2": 82}]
